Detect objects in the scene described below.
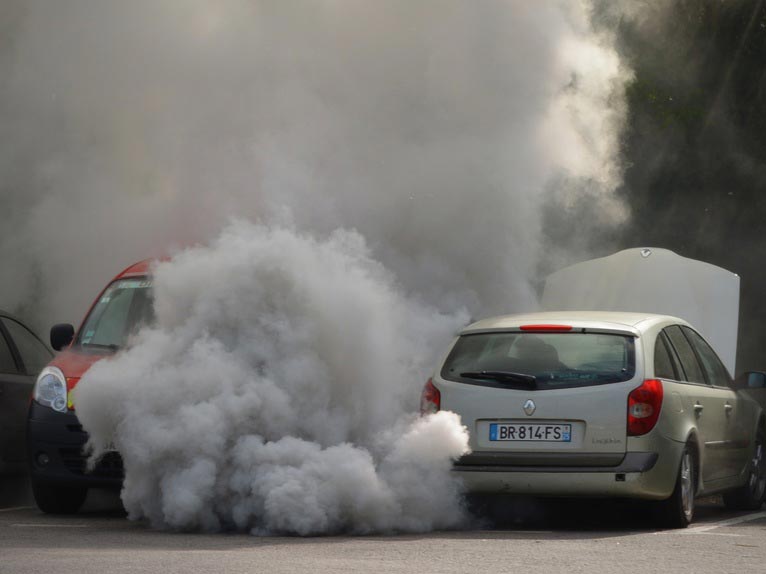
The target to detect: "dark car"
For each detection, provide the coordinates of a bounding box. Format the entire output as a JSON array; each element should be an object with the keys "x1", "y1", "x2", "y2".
[
  {"x1": 0, "y1": 311, "x2": 53, "y2": 476},
  {"x1": 27, "y1": 260, "x2": 153, "y2": 514},
  {"x1": 738, "y1": 371, "x2": 766, "y2": 413}
]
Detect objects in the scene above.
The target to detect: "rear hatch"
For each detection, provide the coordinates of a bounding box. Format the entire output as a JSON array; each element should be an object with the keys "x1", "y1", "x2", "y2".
[{"x1": 437, "y1": 324, "x2": 642, "y2": 468}]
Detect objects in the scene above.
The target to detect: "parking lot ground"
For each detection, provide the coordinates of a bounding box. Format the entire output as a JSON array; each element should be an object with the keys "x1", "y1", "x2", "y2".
[{"x1": 1, "y1": 489, "x2": 765, "y2": 574}]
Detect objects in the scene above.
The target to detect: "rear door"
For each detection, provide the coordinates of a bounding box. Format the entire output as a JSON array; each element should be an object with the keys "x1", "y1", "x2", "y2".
[
  {"x1": 663, "y1": 325, "x2": 730, "y2": 482},
  {"x1": 437, "y1": 329, "x2": 637, "y2": 466},
  {"x1": 0, "y1": 324, "x2": 28, "y2": 468},
  {"x1": 682, "y1": 326, "x2": 751, "y2": 479},
  {"x1": 0, "y1": 318, "x2": 53, "y2": 466}
]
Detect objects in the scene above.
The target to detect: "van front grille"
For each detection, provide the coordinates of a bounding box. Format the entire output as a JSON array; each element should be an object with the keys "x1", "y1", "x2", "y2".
[{"x1": 59, "y1": 448, "x2": 125, "y2": 479}]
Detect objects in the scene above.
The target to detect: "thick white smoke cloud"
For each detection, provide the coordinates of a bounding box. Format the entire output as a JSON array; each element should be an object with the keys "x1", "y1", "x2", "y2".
[
  {"x1": 2, "y1": 0, "x2": 632, "y2": 534},
  {"x1": 74, "y1": 222, "x2": 470, "y2": 534},
  {"x1": 1, "y1": 0, "x2": 629, "y2": 328}
]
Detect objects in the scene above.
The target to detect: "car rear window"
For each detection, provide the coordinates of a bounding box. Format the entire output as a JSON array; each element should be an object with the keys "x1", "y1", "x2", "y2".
[{"x1": 441, "y1": 332, "x2": 636, "y2": 390}]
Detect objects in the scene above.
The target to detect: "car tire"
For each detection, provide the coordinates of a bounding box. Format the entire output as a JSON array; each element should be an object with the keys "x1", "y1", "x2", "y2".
[
  {"x1": 31, "y1": 481, "x2": 88, "y2": 514},
  {"x1": 723, "y1": 425, "x2": 766, "y2": 511},
  {"x1": 655, "y1": 444, "x2": 695, "y2": 528}
]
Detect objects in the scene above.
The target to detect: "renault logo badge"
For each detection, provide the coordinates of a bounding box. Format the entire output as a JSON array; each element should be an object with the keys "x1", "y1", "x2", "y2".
[{"x1": 523, "y1": 399, "x2": 536, "y2": 416}]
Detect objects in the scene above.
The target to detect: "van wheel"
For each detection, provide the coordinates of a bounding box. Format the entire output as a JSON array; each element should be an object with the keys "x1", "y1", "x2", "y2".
[
  {"x1": 723, "y1": 426, "x2": 766, "y2": 511},
  {"x1": 656, "y1": 445, "x2": 695, "y2": 528},
  {"x1": 32, "y1": 482, "x2": 87, "y2": 514}
]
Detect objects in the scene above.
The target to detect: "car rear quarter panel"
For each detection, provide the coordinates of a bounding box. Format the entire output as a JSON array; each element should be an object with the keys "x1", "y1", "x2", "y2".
[{"x1": 637, "y1": 320, "x2": 696, "y2": 441}]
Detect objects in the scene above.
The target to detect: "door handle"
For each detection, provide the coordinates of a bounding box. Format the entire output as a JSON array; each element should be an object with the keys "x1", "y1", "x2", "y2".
[
  {"x1": 724, "y1": 402, "x2": 733, "y2": 415},
  {"x1": 693, "y1": 403, "x2": 704, "y2": 415}
]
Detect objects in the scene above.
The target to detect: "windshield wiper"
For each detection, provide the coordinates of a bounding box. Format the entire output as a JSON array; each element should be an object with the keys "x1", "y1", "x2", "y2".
[
  {"x1": 80, "y1": 342, "x2": 120, "y2": 352},
  {"x1": 460, "y1": 370, "x2": 537, "y2": 385}
]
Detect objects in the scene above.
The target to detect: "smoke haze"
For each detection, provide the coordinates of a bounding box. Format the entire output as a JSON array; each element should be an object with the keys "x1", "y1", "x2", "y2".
[
  {"x1": 1, "y1": 1, "x2": 632, "y2": 533},
  {"x1": 1, "y1": 0, "x2": 628, "y2": 326}
]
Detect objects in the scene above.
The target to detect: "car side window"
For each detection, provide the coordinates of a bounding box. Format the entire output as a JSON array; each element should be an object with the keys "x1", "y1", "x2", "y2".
[
  {"x1": 2, "y1": 318, "x2": 53, "y2": 376},
  {"x1": 654, "y1": 333, "x2": 678, "y2": 380},
  {"x1": 682, "y1": 327, "x2": 732, "y2": 387},
  {"x1": 0, "y1": 329, "x2": 18, "y2": 374},
  {"x1": 664, "y1": 325, "x2": 707, "y2": 384}
]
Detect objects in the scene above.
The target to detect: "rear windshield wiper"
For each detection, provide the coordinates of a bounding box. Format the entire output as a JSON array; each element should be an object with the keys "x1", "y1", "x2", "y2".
[
  {"x1": 460, "y1": 370, "x2": 537, "y2": 385},
  {"x1": 80, "y1": 342, "x2": 120, "y2": 352}
]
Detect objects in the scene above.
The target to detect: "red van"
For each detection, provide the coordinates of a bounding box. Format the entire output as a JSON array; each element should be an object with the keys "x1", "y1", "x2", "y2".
[{"x1": 27, "y1": 260, "x2": 154, "y2": 513}]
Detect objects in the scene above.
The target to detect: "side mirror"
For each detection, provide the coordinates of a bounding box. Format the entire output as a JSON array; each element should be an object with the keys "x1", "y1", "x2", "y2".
[
  {"x1": 50, "y1": 323, "x2": 75, "y2": 351},
  {"x1": 734, "y1": 371, "x2": 766, "y2": 390}
]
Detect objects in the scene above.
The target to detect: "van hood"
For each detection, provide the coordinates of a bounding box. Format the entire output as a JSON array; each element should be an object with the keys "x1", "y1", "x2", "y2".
[{"x1": 48, "y1": 347, "x2": 113, "y2": 405}]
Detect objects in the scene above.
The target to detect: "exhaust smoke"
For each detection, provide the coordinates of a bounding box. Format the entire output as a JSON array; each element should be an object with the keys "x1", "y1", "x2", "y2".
[
  {"x1": 74, "y1": 222, "x2": 471, "y2": 534},
  {"x1": 1, "y1": 0, "x2": 628, "y2": 327}
]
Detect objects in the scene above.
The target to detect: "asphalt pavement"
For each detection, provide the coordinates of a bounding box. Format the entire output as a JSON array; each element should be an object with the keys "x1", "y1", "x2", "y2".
[{"x1": 1, "y1": 479, "x2": 764, "y2": 574}]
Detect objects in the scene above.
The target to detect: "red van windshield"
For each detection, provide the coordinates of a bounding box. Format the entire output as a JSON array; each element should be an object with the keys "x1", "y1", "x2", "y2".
[{"x1": 76, "y1": 277, "x2": 154, "y2": 350}]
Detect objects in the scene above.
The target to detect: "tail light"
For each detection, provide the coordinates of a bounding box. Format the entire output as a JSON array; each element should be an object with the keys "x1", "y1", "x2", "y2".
[
  {"x1": 627, "y1": 379, "x2": 663, "y2": 436},
  {"x1": 420, "y1": 378, "x2": 440, "y2": 415}
]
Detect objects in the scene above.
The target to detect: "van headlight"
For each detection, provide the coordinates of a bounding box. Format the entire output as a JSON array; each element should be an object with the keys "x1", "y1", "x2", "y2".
[{"x1": 33, "y1": 366, "x2": 68, "y2": 413}]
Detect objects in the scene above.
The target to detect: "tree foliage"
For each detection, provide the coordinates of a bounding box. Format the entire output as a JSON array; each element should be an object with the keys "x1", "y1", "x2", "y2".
[{"x1": 611, "y1": 0, "x2": 766, "y2": 370}]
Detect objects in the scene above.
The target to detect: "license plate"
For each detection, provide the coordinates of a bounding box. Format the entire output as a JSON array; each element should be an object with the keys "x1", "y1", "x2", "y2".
[{"x1": 489, "y1": 423, "x2": 571, "y2": 442}]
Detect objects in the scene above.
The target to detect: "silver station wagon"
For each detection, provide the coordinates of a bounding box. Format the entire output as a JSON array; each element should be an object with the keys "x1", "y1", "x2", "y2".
[{"x1": 422, "y1": 311, "x2": 766, "y2": 527}]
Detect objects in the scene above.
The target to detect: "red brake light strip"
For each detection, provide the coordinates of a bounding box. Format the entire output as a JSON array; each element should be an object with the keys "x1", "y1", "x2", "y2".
[{"x1": 519, "y1": 324, "x2": 573, "y2": 332}]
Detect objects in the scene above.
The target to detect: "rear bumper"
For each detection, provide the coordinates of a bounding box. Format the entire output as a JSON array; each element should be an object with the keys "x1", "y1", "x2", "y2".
[
  {"x1": 26, "y1": 402, "x2": 123, "y2": 489},
  {"x1": 453, "y1": 447, "x2": 684, "y2": 500},
  {"x1": 455, "y1": 452, "x2": 658, "y2": 472}
]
